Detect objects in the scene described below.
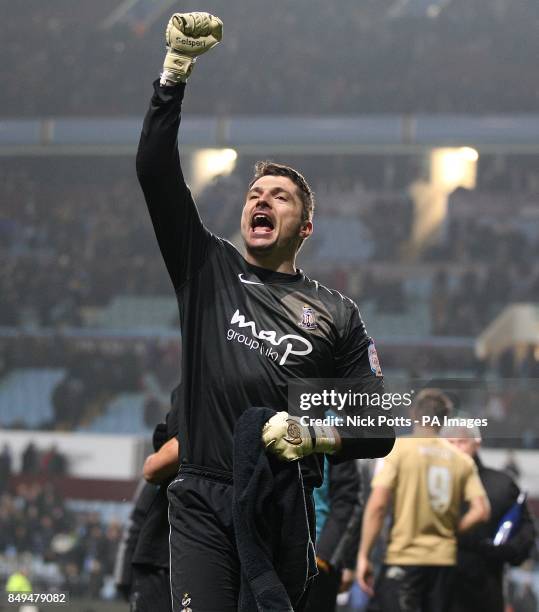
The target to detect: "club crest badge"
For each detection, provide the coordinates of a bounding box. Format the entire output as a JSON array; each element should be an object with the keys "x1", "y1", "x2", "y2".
[
  {"x1": 299, "y1": 305, "x2": 317, "y2": 330},
  {"x1": 368, "y1": 340, "x2": 383, "y2": 377},
  {"x1": 285, "y1": 420, "x2": 303, "y2": 445}
]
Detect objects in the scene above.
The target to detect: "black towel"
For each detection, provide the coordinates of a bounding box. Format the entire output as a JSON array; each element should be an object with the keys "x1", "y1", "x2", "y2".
[{"x1": 233, "y1": 407, "x2": 317, "y2": 612}]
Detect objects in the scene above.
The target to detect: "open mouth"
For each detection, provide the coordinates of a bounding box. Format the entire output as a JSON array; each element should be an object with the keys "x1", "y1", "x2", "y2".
[{"x1": 250, "y1": 213, "x2": 275, "y2": 235}]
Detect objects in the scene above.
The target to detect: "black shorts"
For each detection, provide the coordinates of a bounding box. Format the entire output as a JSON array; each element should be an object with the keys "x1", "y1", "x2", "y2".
[
  {"x1": 167, "y1": 465, "x2": 240, "y2": 612},
  {"x1": 302, "y1": 565, "x2": 340, "y2": 612},
  {"x1": 129, "y1": 565, "x2": 172, "y2": 612},
  {"x1": 371, "y1": 564, "x2": 455, "y2": 612},
  {"x1": 450, "y1": 567, "x2": 504, "y2": 612},
  {"x1": 167, "y1": 464, "x2": 313, "y2": 612}
]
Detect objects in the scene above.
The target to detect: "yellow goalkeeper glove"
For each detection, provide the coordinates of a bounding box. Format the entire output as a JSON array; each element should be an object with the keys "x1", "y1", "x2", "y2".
[
  {"x1": 262, "y1": 412, "x2": 339, "y2": 462},
  {"x1": 161, "y1": 12, "x2": 223, "y2": 84}
]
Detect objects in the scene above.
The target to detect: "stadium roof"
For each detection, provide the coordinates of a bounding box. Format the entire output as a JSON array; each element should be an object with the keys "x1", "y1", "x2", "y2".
[
  {"x1": 1, "y1": 115, "x2": 539, "y2": 155},
  {"x1": 476, "y1": 304, "x2": 539, "y2": 359}
]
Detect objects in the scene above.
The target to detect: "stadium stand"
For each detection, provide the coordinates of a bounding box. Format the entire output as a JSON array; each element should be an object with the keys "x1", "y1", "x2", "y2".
[
  {"x1": 1, "y1": 156, "x2": 537, "y2": 340},
  {"x1": 0, "y1": 369, "x2": 65, "y2": 428},
  {"x1": 90, "y1": 296, "x2": 178, "y2": 331},
  {"x1": 358, "y1": 301, "x2": 431, "y2": 338},
  {"x1": 0, "y1": 0, "x2": 537, "y2": 116},
  {"x1": 0, "y1": 333, "x2": 178, "y2": 433},
  {"x1": 1, "y1": 1, "x2": 538, "y2": 607},
  {"x1": 0, "y1": 482, "x2": 123, "y2": 600},
  {"x1": 307, "y1": 218, "x2": 374, "y2": 263},
  {"x1": 79, "y1": 393, "x2": 152, "y2": 435},
  {"x1": 66, "y1": 500, "x2": 131, "y2": 525}
]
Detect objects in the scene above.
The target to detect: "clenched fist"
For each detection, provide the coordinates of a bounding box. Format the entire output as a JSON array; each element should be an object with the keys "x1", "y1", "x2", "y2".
[
  {"x1": 161, "y1": 12, "x2": 223, "y2": 84},
  {"x1": 262, "y1": 411, "x2": 339, "y2": 462}
]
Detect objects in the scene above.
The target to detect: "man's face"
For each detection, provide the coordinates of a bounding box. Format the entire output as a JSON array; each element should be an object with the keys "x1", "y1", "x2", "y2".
[
  {"x1": 240, "y1": 175, "x2": 312, "y2": 256},
  {"x1": 447, "y1": 436, "x2": 479, "y2": 457}
]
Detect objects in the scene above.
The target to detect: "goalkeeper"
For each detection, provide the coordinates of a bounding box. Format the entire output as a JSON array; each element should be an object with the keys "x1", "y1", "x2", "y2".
[{"x1": 136, "y1": 12, "x2": 394, "y2": 611}]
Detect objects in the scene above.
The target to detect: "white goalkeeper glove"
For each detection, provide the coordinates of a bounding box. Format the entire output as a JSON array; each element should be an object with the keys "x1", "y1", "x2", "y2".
[
  {"x1": 161, "y1": 12, "x2": 223, "y2": 85},
  {"x1": 262, "y1": 412, "x2": 339, "y2": 462}
]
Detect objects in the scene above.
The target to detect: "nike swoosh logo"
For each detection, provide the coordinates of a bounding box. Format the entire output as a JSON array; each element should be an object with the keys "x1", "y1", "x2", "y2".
[{"x1": 238, "y1": 273, "x2": 264, "y2": 286}]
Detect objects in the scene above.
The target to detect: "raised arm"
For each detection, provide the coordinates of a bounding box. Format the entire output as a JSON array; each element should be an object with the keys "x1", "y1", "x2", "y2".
[
  {"x1": 136, "y1": 12, "x2": 223, "y2": 290},
  {"x1": 458, "y1": 494, "x2": 490, "y2": 533},
  {"x1": 357, "y1": 486, "x2": 392, "y2": 596}
]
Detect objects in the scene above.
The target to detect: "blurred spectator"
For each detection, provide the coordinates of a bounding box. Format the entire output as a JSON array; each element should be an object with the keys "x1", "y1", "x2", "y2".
[
  {"x1": 5, "y1": 568, "x2": 32, "y2": 593},
  {"x1": 509, "y1": 578, "x2": 539, "y2": 612},
  {"x1": 143, "y1": 397, "x2": 164, "y2": 429},
  {"x1": 430, "y1": 269, "x2": 449, "y2": 334},
  {"x1": 519, "y1": 346, "x2": 539, "y2": 379},
  {"x1": 21, "y1": 443, "x2": 39, "y2": 475},
  {"x1": 0, "y1": 444, "x2": 12, "y2": 492},
  {"x1": 41, "y1": 445, "x2": 68, "y2": 476},
  {"x1": 503, "y1": 450, "x2": 522, "y2": 482}
]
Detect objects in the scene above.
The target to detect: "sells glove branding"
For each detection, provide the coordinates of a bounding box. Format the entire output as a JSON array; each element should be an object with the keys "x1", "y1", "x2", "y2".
[{"x1": 175, "y1": 36, "x2": 207, "y2": 49}]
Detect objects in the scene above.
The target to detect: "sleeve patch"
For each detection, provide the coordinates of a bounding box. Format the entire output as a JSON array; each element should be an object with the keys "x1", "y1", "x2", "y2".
[{"x1": 368, "y1": 339, "x2": 383, "y2": 377}]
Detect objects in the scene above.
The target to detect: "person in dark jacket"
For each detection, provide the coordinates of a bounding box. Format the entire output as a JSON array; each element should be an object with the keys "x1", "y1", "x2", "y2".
[
  {"x1": 114, "y1": 385, "x2": 182, "y2": 612},
  {"x1": 304, "y1": 458, "x2": 362, "y2": 612},
  {"x1": 0, "y1": 444, "x2": 12, "y2": 493},
  {"x1": 445, "y1": 424, "x2": 536, "y2": 612},
  {"x1": 114, "y1": 478, "x2": 171, "y2": 610}
]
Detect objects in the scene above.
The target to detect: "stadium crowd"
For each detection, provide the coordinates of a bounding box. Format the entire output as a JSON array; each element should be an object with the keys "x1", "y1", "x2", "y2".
[
  {"x1": 0, "y1": 159, "x2": 168, "y2": 329},
  {"x1": 2, "y1": 157, "x2": 538, "y2": 338},
  {"x1": 1, "y1": 152, "x2": 537, "y2": 439},
  {"x1": 0, "y1": 333, "x2": 179, "y2": 431},
  {"x1": 0, "y1": 482, "x2": 122, "y2": 599},
  {"x1": 1, "y1": 0, "x2": 537, "y2": 117}
]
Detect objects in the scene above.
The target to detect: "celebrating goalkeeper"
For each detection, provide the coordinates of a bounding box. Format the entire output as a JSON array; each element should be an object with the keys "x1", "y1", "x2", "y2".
[{"x1": 136, "y1": 12, "x2": 394, "y2": 611}]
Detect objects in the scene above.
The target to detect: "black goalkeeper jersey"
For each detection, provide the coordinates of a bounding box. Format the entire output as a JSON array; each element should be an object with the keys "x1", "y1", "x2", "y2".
[{"x1": 136, "y1": 81, "x2": 394, "y2": 487}]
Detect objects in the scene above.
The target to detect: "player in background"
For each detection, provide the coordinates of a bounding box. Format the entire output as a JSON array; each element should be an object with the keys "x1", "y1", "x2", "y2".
[
  {"x1": 137, "y1": 12, "x2": 395, "y2": 610},
  {"x1": 357, "y1": 389, "x2": 490, "y2": 612},
  {"x1": 114, "y1": 386, "x2": 181, "y2": 612},
  {"x1": 444, "y1": 424, "x2": 536, "y2": 612},
  {"x1": 304, "y1": 458, "x2": 363, "y2": 612}
]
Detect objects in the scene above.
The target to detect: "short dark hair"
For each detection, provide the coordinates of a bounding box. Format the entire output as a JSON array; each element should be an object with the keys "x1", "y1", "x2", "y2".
[
  {"x1": 249, "y1": 161, "x2": 315, "y2": 224},
  {"x1": 413, "y1": 388, "x2": 454, "y2": 423}
]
